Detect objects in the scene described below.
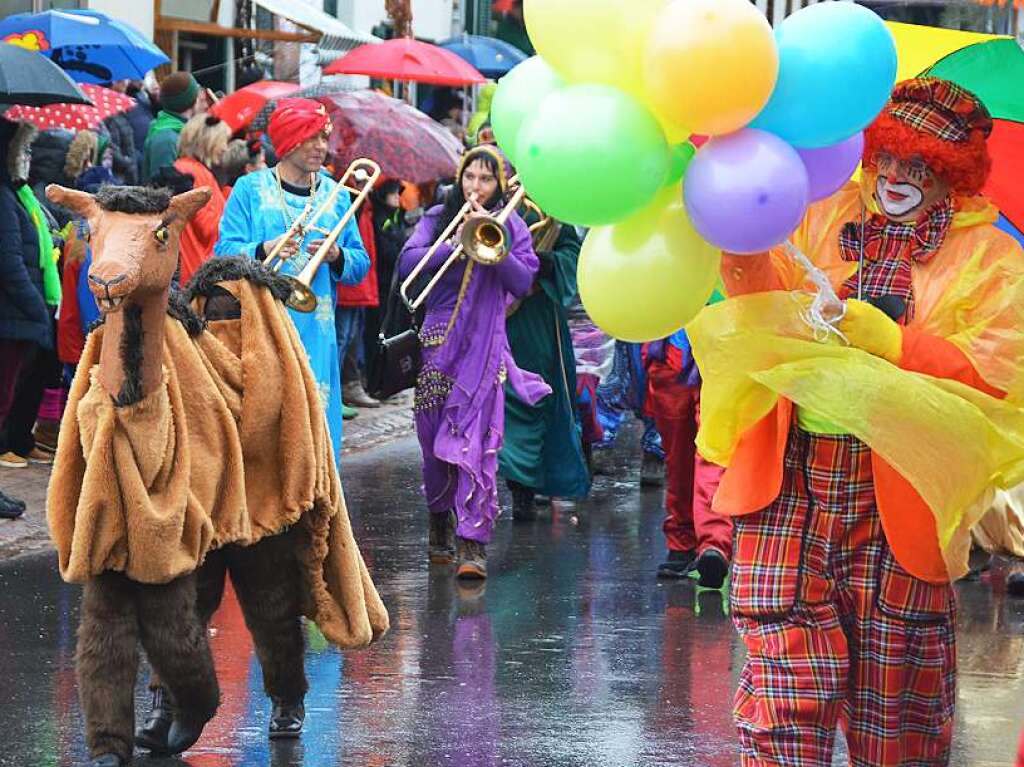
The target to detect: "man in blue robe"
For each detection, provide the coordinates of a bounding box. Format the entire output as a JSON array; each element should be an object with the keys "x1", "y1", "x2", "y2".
[{"x1": 215, "y1": 98, "x2": 368, "y2": 464}]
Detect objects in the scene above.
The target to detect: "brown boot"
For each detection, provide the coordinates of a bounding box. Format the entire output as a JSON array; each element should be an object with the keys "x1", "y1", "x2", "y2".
[
  {"x1": 428, "y1": 510, "x2": 456, "y2": 565},
  {"x1": 455, "y1": 536, "x2": 487, "y2": 580}
]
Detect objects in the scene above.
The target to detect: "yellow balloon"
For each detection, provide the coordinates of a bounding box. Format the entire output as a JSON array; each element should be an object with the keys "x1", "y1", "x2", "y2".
[
  {"x1": 578, "y1": 186, "x2": 721, "y2": 343},
  {"x1": 524, "y1": 0, "x2": 666, "y2": 94},
  {"x1": 643, "y1": 0, "x2": 779, "y2": 136}
]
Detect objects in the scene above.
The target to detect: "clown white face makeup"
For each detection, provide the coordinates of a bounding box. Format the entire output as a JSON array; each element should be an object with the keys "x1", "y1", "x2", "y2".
[{"x1": 873, "y1": 151, "x2": 950, "y2": 223}]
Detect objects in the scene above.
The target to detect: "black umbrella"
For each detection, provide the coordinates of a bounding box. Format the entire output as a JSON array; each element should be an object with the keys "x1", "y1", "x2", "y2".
[{"x1": 0, "y1": 42, "x2": 90, "y2": 108}]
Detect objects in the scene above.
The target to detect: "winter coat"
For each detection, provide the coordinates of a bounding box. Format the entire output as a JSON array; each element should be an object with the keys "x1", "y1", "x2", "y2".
[
  {"x1": 336, "y1": 202, "x2": 380, "y2": 308},
  {"x1": 0, "y1": 180, "x2": 50, "y2": 347},
  {"x1": 172, "y1": 157, "x2": 226, "y2": 285},
  {"x1": 370, "y1": 202, "x2": 410, "y2": 305},
  {"x1": 125, "y1": 97, "x2": 155, "y2": 171},
  {"x1": 101, "y1": 112, "x2": 138, "y2": 185},
  {"x1": 28, "y1": 129, "x2": 75, "y2": 228},
  {"x1": 141, "y1": 110, "x2": 186, "y2": 183}
]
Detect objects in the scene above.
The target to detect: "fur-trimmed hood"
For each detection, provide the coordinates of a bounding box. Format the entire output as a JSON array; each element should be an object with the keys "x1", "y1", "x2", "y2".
[{"x1": 0, "y1": 119, "x2": 38, "y2": 184}]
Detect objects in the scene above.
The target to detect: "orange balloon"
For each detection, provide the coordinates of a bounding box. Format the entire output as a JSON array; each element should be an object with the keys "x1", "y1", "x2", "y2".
[{"x1": 643, "y1": 0, "x2": 778, "y2": 136}]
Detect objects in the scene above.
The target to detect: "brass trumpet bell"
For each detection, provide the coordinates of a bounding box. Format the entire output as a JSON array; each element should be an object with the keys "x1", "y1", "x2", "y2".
[
  {"x1": 461, "y1": 216, "x2": 510, "y2": 265},
  {"x1": 262, "y1": 157, "x2": 381, "y2": 313},
  {"x1": 283, "y1": 276, "x2": 317, "y2": 313}
]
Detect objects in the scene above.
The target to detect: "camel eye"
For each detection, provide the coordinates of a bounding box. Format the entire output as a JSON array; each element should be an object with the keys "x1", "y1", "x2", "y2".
[{"x1": 154, "y1": 225, "x2": 170, "y2": 244}]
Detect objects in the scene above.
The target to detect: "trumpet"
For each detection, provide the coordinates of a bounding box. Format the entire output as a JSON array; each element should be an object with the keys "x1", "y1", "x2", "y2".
[
  {"x1": 400, "y1": 175, "x2": 545, "y2": 312},
  {"x1": 263, "y1": 158, "x2": 381, "y2": 312}
]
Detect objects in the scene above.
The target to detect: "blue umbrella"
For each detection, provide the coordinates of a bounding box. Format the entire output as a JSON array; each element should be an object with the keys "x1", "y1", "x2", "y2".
[
  {"x1": 439, "y1": 34, "x2": 527, "y2": 79},
  {"x1": 0, "y1": 10, "x2": 169, "y2": 84}
]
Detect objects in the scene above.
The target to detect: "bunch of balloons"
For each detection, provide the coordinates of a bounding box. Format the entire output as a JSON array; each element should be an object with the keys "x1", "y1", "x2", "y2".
[{"x1": 491, "y1": 0, "x2": 897, "y2": 341}]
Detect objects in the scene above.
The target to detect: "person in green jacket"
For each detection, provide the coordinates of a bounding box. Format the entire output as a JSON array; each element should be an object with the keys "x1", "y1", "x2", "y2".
[
  {"x1": 499, "y1": 214, "x2": 591, "y2": 519},
  {"x1": 141, "y1": 71, "x2": 204, "y2": 183}
]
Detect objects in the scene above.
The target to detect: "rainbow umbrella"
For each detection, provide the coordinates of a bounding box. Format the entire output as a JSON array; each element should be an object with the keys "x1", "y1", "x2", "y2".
[{"x1": 887, "y1": 22, "x2": 1024, "y2": 235}]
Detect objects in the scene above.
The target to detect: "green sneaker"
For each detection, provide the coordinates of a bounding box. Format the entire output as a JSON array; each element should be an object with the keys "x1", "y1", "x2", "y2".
[{"x1": 342, "y1": 404, "x2": 359, "y2": 420}]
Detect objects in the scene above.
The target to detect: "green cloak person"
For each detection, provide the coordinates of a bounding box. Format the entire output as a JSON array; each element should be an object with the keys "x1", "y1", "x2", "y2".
[{"x1": 500, "y1": 214, "x2": 591, "y2": 518}]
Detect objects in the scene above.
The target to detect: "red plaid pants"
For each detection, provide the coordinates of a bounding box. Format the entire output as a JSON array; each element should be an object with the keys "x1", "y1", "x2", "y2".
[{"x1": 731, "y1": 427, "x2": 955, "y2": 766}]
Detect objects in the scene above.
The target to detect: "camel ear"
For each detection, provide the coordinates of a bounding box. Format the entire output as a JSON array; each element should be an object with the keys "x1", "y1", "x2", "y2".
[
  {"x1": 169, "y1": 187, "x2": 213, "y2": 226},
  {"x1": 47, "y1": 185, "x2": 98, "y2": 219}
]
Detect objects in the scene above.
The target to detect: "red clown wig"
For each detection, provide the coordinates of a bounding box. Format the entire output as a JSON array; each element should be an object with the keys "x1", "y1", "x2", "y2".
[{"x1": 863, "y1": 78, "x2": 992, "y2": 196}]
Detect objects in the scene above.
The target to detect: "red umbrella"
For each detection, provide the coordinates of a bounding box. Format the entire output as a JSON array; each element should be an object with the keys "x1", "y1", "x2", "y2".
[
  {"x1": 4, "y1": 82, "x2": 132, "y2": 131},
  {"x1": 318, "y1": 90, "x2": 464, "y2": 184},
  {"x1": 209, "y1": 80, "x2": 299, "y2": 132},
  {"x1": 324, "y1": 38, "x2": 486, "y2": 86}
]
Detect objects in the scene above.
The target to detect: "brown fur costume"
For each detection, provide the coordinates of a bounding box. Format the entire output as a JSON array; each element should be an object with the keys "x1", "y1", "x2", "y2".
[
  {"x1": 47, "y1": 249, "x2": 389, "y2": 760},
  {"x1": 48, "y1": 260, "x2": 390, "y2": 648}
]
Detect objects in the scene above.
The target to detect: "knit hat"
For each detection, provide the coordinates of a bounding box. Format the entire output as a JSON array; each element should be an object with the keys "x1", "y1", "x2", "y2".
[
  {"x1": 160, "y1": 72, "x2": 200, "y2": 114},
  {"x1": 863, "y1": 77, "x2": 992, "y2": 196}
]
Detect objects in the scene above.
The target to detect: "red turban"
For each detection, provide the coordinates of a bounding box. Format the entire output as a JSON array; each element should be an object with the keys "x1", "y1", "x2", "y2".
[{"x1": 267, "y1": 98, "x2": 332, "y2": 160}]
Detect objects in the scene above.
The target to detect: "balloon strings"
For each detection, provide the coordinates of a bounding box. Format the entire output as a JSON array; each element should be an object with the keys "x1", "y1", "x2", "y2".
[{"x1": 783, "y1": 242, "x2": 848, "y2": 344}]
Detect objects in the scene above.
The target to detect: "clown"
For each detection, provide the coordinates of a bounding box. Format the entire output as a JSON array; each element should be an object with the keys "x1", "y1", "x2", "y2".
[
  {"x1": 215, "y1": 98, "x2": 369, "y2": 462},
  {"x1": 691, "y1": 78, "x2": 1024, "y2": 765}
]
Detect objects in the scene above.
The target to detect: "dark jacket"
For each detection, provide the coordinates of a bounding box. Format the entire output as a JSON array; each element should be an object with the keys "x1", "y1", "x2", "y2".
[
  {"x1": 102, "y1": 112, "x2": 138, "y2": 185},
  {"x1": 125, "y1": 92, "x2": 156, "y2": 156},
  {"x1": 28, "y1": 128, "x2": 75, "y2": 228},
  {"x1": 0, "y1": 179, "x2": 50, "y2": 347}
]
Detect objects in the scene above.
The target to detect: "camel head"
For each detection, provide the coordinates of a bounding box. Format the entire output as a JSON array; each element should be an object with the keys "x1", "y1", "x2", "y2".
[{"x1": 46, "y1": 184, "x2": 211, "y2": 314}]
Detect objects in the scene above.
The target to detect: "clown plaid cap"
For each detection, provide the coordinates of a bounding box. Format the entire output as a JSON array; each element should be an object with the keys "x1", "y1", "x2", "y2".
[{"x1": 888, "y1": 77, "x2": 992, "y2": 143}]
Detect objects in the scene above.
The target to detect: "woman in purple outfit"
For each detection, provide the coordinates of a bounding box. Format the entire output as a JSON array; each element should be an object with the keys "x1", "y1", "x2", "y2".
[{"x1": 399, "y1": 146, "x2": 548, "y2": 580}]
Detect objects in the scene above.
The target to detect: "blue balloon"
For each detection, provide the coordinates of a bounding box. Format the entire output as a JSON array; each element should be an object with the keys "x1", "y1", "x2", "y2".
[{"x1": 749, "y1": 3, "x2": 896, "y2": 149}]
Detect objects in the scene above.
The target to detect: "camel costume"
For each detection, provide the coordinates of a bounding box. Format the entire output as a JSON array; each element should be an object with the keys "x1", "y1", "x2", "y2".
[{"x1": 45, "y1": 185, "x2": 387, "y2": 766}]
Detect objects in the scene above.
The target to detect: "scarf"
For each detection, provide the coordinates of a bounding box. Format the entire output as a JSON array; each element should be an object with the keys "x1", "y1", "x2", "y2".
[
  {"x1": 15, "y1": 184, "x2": 60, "y2": 306},
  {"x1": 839, "y1": 197, "x2": 954, "y2": 322}
]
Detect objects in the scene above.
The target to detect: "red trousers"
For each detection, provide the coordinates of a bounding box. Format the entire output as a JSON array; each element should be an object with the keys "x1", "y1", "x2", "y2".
[
  {"x1": 732, "y1": 428, "x2": 955, "y2": 766},
  {"x1": 646, "y1": 362, "x2": 731, "y2": 557}
]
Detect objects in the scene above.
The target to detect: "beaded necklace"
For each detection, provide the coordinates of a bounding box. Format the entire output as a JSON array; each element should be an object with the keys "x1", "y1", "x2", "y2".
[{"x1": 274, "y1": 165, "x2": 319, "y2": 233}]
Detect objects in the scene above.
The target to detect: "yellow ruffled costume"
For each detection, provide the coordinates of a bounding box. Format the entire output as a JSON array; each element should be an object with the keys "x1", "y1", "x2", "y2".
[{"x1": 689, "y1": 177, "x2": 1024, "y2": 579}]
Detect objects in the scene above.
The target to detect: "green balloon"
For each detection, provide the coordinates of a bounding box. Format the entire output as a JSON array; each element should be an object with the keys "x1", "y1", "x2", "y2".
[
  {"x1": 664, "y1": 142, "x2": 696, "y2": 187},
  {"x1": 516, "y1": 84, "x2": 671, "y2": 227},
  {"x1": 490, "y1": 56, "x2": 564, "y2": 164}
]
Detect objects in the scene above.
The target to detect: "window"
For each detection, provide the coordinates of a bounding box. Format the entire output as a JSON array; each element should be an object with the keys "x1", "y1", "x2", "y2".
[{"x1": 0, "y1": 0, "x2": 82, "y2": 14}]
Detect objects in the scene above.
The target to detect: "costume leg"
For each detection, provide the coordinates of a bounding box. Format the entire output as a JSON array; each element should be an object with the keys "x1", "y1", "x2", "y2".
[
  {"x1": 647, "y1": 363, "x2": 698, "y2": 553},
  {"x1": 145, "y1": 551, "x2": 227, "y2": 694},
  {"x1": 196, "y1": 548, "x2": 229, "y2": 625},
  {"x1": 77, "y1": 572, "x2": 139, "y2": 761},
  {"x1": 844, "y1": 531, "x2": 956, "y2": 765},
  {"x1": 734, "y1": 605, "x2": 848, "y2": 765},
  {"x1": 136, "y1": 573, "x2": 219, "y2": 727},
  {"x1": 731, "y1": 429, "x2": 851, "y2": 766},
  {"x1": 416, "y1": 407, "x2": 457, "y2": 515},
  {"x1": 228, "y1": 529, "x2": 308, "y2": 703},
  {"x1": 691, "y1": 395, "x2": 730, "y2": 558}
]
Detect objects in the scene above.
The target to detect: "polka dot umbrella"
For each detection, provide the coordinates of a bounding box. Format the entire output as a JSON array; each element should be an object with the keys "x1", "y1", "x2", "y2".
[{"x1": 4, "y1": 82, "x2": 134, "y2": 131}]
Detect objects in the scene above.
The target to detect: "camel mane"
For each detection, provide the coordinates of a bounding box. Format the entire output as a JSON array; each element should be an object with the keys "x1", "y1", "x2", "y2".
[{"x1": 95, "y1": 185, "x2": 172, "y2": 214}]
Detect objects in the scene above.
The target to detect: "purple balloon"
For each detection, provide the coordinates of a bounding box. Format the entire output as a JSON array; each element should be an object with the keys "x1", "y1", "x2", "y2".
[
  {"x1": 797, "y1": 132, "x2": 865, "y2": 202},
  {"x1": 684, "y1": 129, "x2": 810, "y2": 255}
]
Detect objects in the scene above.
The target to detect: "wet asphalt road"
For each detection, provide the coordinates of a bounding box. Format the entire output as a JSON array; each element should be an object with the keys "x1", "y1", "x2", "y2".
[{"x1": 1, "y1": 432, "x2": 1023, "y2": 767}]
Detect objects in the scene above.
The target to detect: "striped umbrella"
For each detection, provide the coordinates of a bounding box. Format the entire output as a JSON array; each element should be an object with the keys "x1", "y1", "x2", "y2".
[{"x1": 887, "y1": 22, "x2": 1024, "y2": 234}]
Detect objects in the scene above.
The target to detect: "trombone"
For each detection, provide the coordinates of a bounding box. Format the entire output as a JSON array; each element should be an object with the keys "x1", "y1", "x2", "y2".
[
  {"x1": 263, "y1": 157, "x2": 381, "y2": 312},
  {"x1": 400, "y1": 175, "x2": 546, "y2": 311}
]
